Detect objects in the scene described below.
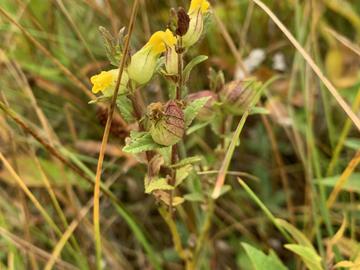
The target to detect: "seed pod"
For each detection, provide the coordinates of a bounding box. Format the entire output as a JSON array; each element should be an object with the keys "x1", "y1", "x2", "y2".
[
  {"x1": 219, "y1": 80, "x2": 257, "y2": 114},
  {"x1": 148, "y1": 100, "x2": 185, "y2": 146},
  {"x1": 186, "y1": 90, "x2": 218, "y2": 121}
]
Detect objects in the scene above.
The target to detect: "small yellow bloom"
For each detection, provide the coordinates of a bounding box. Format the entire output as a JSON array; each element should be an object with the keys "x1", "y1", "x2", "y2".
[
  {"x1": 189, "y1": 0, "x2": 210, "y2": 14},
  {"x1": 128, "y1": 29, "x2": 177, "y2": 85},
  {"x1": 147, "y1": 29, "x2": 177, "y2": 54},
  {"x1": 90, "y1": 69, "x2": 129, "y2": 97},
  {"x1": 182, "y1": 0, "x2": 210, "y2": 48}
]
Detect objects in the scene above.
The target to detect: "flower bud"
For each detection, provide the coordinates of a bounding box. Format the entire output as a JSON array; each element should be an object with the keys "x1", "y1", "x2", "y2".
[
  {"x1": 186, "y1": 90, "x2": 218, "y2": 121},
  {"x1": 165, "y1": 45, "x2": 178, "y2": 75},
  {"x1": 148, "y1": 100, "x2": 184, "y2": 146},
  {"x1": 182, "y1": 0, "x2": 210, "y2": 48},
  {"x1": 176, "y1": 7, "x2": 190, "y2": 36},
  {"x1": 127, "y1": 29, "x2": 177, "y2": 85},
  {"x1": 90, "y1": 69, "x2": 129, "y2": 97},
  {"x1": 219, "y1": 80, "x2": 257, "y2": 114}
]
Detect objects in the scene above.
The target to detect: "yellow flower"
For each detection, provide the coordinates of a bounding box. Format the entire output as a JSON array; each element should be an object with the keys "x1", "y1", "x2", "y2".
[
  {"x1": 128, "y1": 29, "x2": 177, "y2": 85},
  {"x1": 90, "y1": 69, "x2": 129, "y2": 97},
  {"x1": 147, "y1": 29, "x2": 177, "y2": 54},
  {"x1": 189, "y1": 0, "x2": 210, "y2": 14},
  {"x1": 182, "y1": 0, "x2": 210, "y2": 48}
]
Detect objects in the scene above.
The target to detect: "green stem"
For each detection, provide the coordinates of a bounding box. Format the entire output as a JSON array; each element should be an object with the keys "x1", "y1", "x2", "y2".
[{"x1": 193, "y1": 199, "x2": 215, "y2": 267}]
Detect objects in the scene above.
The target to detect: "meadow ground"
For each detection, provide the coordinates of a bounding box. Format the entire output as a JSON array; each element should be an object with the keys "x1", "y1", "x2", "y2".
[{"x1": 0, "y1": 0, "x2": 359, "y2": 269}]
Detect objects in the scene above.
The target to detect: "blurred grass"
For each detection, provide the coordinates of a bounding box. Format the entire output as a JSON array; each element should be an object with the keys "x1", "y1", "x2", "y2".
[{"x1": 0, "y1": 0, "x2": 359, "y2": 269}]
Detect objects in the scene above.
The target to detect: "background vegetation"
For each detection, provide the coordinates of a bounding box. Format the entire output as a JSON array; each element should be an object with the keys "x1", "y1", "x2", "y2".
[{"x1": 0, "y1": 0, "x2": 359, "y2": 269}]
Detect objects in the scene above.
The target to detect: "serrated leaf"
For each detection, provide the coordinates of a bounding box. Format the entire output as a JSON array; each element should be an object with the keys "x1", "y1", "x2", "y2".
[
  {"x1": 123, "y1": 131, "x2": 164, "y2": 153},
  {"x1": 116, "y1": 94, "x2": 135, "y2": 123},
  {"x1": 169, "y1": 156, "x2": 202, "y2": 169},
  {"x1": 99, "y1": 26, "x2": 123, "y2": 66},
  {"x1": 145, "y1": 177, "x2": 174, "y2": 194},
  {"x1": 241, "y1": 242, "x2": 288, "y2": 270},
  {"x1": 210, "y1": 113, "x2": 224, "y2": 136},
  {"x1": 175, "y1": 164, "x2": 193, "y2": 187},
  {"x1": 284, "y1": 244, "x2": 322, "y2": 270},
  {"x1": 183, "y1": 55, "x2": 208, "y2": 83},
  {"x1": 157, "y1": 146, "x2": 172, "y2": 165},
  {"x1": 154, "y1": 191, "x2": 185, "y2": 206},
  {"x1": 184, "y1": 96, "x2": 210, "y2": 127}
]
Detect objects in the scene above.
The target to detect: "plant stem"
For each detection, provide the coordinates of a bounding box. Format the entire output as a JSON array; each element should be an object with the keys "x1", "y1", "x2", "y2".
[
  {"x1": 93, "y1": 1, "x2": 139, "y2": 269},
  {"x1": 159, "y1": 207, "x2": 192, "y2": 268},
  {"x1": 193, "y1": 198, "x2": 215, "y2": 267},
  {"x1": 176, "y1": 36, "x2": 184, "y2": 100},
  {"x1": 169, "y1": 36, "x2": 184, "y2": 214}
]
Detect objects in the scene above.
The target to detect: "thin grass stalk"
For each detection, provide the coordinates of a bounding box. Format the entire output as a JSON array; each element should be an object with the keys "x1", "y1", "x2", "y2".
[
  {"x1": 251, "y1": 0, "x2": 360, "y2": 131},
  {"x1": 33, "y1": 155, "x2": 88, "y2": 268},
  {"x1": 92, "y1": 1, "x2": 139, "y2": 268},
  {"x1": 238, "y1": 178, "x2": 292, "y2": 242},
  {"x1": 0, "y1": 101, "x2": 159, "y2": 267},
  {"x1": 260, "y1": 113, "x2": 296, "y2": 224},
  {"x1": 55, "y1": 0, "x2": 99, "y2": 66},
  {"x1": 0, "y1": 227, "x2": 77, "y2": 270},
  {"x1": 0, "y1": 6, "x2": 93, "y2": 99},
  {"x1": 327, "y1": 88, "x2": 360, "y2": 176},
  {"x1": 327, "y1": 150, "x2": 360, "y2": 208},
  {"x1": 0, "y1": 153, "x2": 82, "y2": 261},
  {"x1": 0, "y1": 152, "x2": 62, "y2": 236}
]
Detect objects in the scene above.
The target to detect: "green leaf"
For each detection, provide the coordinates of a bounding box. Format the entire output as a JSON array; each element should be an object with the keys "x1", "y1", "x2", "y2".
[
  {"x1": 276, "y1": 219, "x2": 314, "y2": 250},
  {"x1": 217, "y1": 185, "x2": 232, "y2": 197},
  {"x1": 315, "y1": 173, "x2": 360, "y2": 194},
  {"x1": 184, "y1": 97, "x2": 210, "y2": 127},
  {"x1": 284, "y1": 244, "x2": 322, "y2": 270},
  {"x1": 344, "y1": 138, "x2": 360, "y2": 151},
  {"x1": 144, "y1": 177, "x2": 174, "y2": 194},
  {"x1": 175, "y1": 164, "x2": 193, "y2": 187},
  {"x1": 184, "y1": 193, "x2": 205, "y2": 202},
  {"x1": 116, "y1": 94, "x2": 135, "y2": 123},
  {"x1": 169, "y1": 156, "x2": 202, "y2": 169},
  {"x1": 99, "y1": 26, "x2": 124, "y2": 66},
  {"x1": 209, "y1": 67, "x2": 225, "y2": 92},
  {"x1": 250, "y1": 107, "x2": 270, "y2": 115},
  {"x1": 123, "y1": 131, "x2": 164, "y2": 153},
  {"x1": 0, "y1": 156, "x2": 89, "y2": 189},
  {"x1": 210, "y1": 113, "x2": 224, "y2": 136},
  {"x1": 241, "y1": 242, "x2": 288, "y2": 270},
  {"x1": 183, "y1": 55, "x2": 208, "y2": 83},
  {"x1": 157, "y1": 146, "x2": 172, "y2": 165},
  {"x1": 186, "y1": 120, "x2": 211, "y2": 135},
  {"x1": 276, "y1": 220, "x2": 323, "y2": 269}
]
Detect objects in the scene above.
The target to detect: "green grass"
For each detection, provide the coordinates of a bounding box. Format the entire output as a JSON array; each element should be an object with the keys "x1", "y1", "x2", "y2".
[{"x1": 0, "y1": 0, "x2": 359, "y2": 269}]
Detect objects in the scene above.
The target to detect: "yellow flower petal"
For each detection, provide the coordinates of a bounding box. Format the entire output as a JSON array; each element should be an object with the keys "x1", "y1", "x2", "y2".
[
  {"x1": 189, "y1": 0, "x2": 210, "y2": 14},
  {"x1": 146, "y1": 29, "x2": 177, "y2": 54},
  {"x1": 90, "y1": 71, "x2": 114, "y2": 94}
]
